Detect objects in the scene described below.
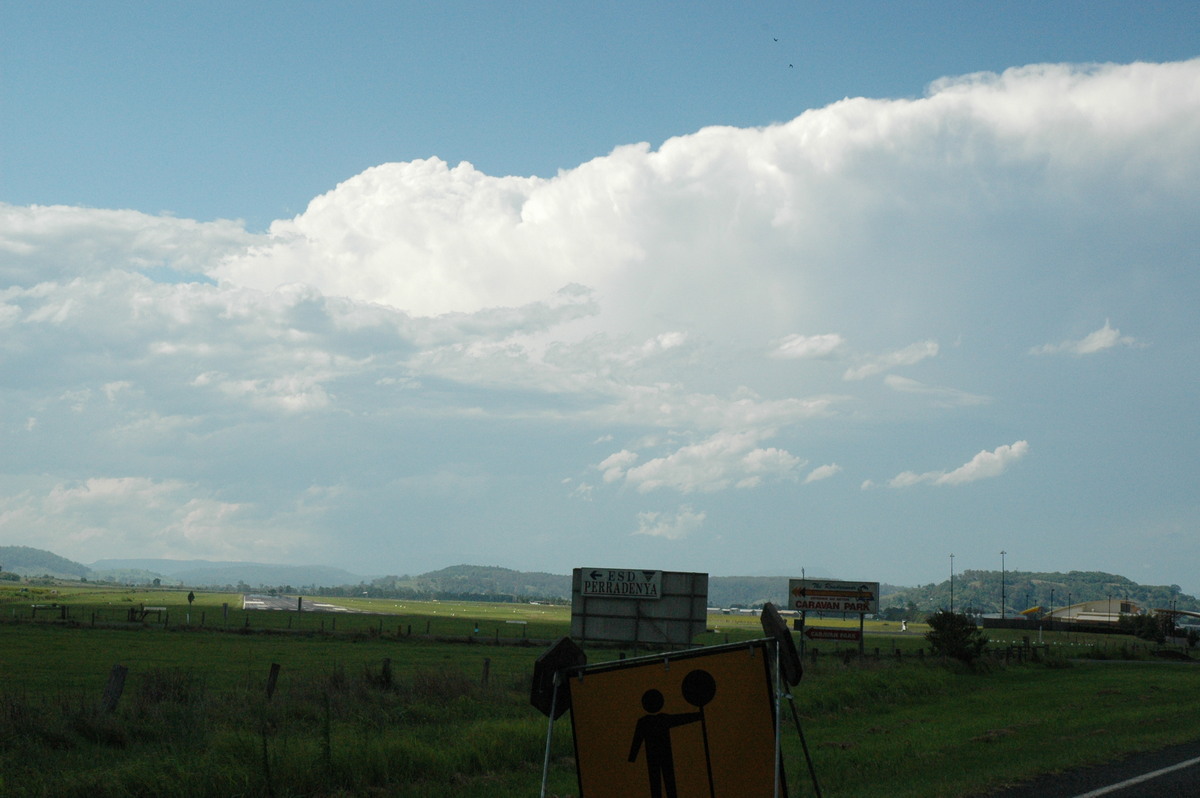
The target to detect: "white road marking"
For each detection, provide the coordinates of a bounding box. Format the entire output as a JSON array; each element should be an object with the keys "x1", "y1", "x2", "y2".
[{"x1": 1071, "y1": 754, "x2": 1200, "y2": 797}]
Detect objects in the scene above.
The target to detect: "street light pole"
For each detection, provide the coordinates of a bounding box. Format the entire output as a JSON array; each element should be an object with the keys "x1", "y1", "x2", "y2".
[{"x1": 1000, "y1": 550, "x2": 1006, "y2": 620}]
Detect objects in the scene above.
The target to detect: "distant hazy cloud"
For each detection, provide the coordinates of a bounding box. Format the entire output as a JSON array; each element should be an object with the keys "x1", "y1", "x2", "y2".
[
  {"x1": 888, "y1": 441, "x2": 1029, "y2": 487},
  {"x1": 601, "y1": 430, "x2": 803, "y2": 494},
  {"x1": 884, "y1": 375, "x2": 990, "y2": 407},
  {"x1": 0, "y1": 476, "x2": 311, "y2": 562},
  {"x1": 770, "y1": 333, "x2": 845, "y2": 359},
  {"x1": 1030, "y1": 321, "x2": 1137, "y2": 356},
  {"x1": 633, "y1": 505, "x2": 706, "y2": 540},
  {"x1": 844, "y1": 341, "x2": 939, "y2": 381},
  {"x1": 0, "y1": 203, "x2": 253, "y2": 285},
  {"x1": 804, "y1": 463, "x2": 842, "y2": 483}
]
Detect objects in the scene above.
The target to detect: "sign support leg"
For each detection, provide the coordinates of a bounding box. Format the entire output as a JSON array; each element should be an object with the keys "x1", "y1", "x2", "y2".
[
  {"x1": 773, "y1": 638, "x2": 783, "y2": 798},
  {"x1": 539, "y1": 672, "x2": 560, "y2": 798},
  {"x1": 784, "y1": 684, "x2": 822, "y2": 797}
]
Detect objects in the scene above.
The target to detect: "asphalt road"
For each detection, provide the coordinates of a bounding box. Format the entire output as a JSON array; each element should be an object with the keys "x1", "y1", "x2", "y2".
[
  {"x1": 978, "y1": 739, "x2": 1200, "y2": 797},
  {"x1": 242, "y1": 594, "x2": 367, "y2": 613}
]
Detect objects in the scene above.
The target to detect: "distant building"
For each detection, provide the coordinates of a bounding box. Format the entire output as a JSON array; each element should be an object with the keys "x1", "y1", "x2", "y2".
[{"x1": 1044, "y1": 599, "x2": 1141, "y2": 625}]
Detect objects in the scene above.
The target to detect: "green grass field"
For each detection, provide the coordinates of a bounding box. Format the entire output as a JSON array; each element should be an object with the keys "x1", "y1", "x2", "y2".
[{"x1": 1, "y1": 583, "x2": 1198, "y2": 797}]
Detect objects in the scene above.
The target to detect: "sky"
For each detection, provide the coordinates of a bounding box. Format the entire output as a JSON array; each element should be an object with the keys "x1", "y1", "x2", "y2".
[{"x1": 2, "y1": 2, "x2": 1198, "y2": 593}]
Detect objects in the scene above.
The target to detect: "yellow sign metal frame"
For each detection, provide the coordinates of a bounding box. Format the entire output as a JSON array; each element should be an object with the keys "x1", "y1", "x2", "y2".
[{"x1": 568, "y1": 640, "x2": 780, "y2": 798}]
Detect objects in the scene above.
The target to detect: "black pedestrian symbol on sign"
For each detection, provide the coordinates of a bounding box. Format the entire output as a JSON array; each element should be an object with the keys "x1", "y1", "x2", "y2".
[{"x1": 628, "y1": 669, "x2": 717, "y2": 798}]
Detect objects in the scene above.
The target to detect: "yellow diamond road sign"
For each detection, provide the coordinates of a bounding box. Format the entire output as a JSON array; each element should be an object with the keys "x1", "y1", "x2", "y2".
[{"x1": 568, "y1": 640, "x2": 779, "y2": 797}]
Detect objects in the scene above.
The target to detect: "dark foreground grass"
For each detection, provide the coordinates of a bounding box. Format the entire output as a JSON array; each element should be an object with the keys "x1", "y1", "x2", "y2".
[{"x1": 3, "y1": 612, "x2": 1200, "y2": 797}]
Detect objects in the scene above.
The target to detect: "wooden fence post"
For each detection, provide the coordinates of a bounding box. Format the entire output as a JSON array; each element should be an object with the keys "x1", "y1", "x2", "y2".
[
  {"x1": 101, "y1": 664, "x2": 128, "y2": 713},
  {"x1": 266, "y1": 663, "x2": 281, "y2": 701},
  {"x1": 481, "y1": 658, "x2": 491, "y2": 688}
]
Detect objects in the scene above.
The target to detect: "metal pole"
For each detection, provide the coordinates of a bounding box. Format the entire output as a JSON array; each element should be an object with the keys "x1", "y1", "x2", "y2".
[
  {"x1": 1000, "y1": 550, "x2": 1006, "y2": 619},
  {"x1": 949, "y1": 553, "x2": 955, "y2": 613}
]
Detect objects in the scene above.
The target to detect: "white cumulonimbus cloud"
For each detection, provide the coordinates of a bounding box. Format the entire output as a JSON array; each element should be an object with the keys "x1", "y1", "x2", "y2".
[
  {"x1": 0, "y1": 58, "x2": 1195, "y2": 569},
  {"x1": 887, "y1": 441, "x2": 1030, "y2": 488}
]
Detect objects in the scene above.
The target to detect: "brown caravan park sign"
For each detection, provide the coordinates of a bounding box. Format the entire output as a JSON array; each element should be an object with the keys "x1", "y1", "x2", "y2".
[{"x1": 789, "y1": 578, "x2": 879, "y2": 615}]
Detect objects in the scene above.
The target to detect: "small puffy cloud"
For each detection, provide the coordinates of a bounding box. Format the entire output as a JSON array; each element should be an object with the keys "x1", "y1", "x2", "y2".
[
  {"x1": 1030, "y1": 321, "x2": 1137, "y2": 356},
  {"x1": 633, "y1": 505, "x2": 706, "y2": 540},
  {"x1": 599, "y1": 450, "x2": 639, "y2": 483},
  {"x1": 844, "y1": 340, "x2": 939, "y2": 381},
  {"x1": 804, "y1": 463, "x2": 842, "y2": 483},
  {"x1": 884, "y1": 375, "x2": 990, "y2": 407},
  {"x1": 770, "y1": 333, "x2": 845, "y2": 359},
  {"x1": 888, "y1": 441, "x2": 1029, "y2": 487}
]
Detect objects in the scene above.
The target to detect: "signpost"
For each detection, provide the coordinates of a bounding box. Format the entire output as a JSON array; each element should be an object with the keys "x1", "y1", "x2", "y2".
[
  {"x1": 790, "y1": 578, "x2": 879, "y2": 656},
  {"x1": 788, "y1": 579, "x2": 879, "y2": 614},
  {"x1": 571, "y1": 568, "x2": 707, "y2": 647}
]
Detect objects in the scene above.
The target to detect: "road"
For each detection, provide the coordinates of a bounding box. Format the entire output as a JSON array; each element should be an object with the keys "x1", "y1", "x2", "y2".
[
  {"x1": 980, "y1": 739, "x2": 1200, "y2": 797},
  {"x1": 242, "y1": 594, "x2": 368, "y2": 613}
]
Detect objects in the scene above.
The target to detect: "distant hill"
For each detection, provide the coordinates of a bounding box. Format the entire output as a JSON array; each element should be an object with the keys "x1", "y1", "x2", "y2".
[
  {"x1": 4, "y1": 547, "x2": 1195, "y2": 616},
  {"x1": 365, "y1": 569, "x2": 901, "y2": 608},
  {"x1": 90, "y1": 558, "x2": 364, "y2": 589},
  {"x1": 366, "y1": 565, "x2": 571, "y2": 600},
  {"x1": 0, "y1": 545, "x2": 90, "y2": 579},
  {"x1": 878, "y1": 569, "x2": 1199, "y2": 615}
]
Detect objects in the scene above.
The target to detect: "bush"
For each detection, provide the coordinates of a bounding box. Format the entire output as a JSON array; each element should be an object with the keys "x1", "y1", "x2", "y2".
[{"x1": 925, "y1": 610, "x2": 988, "y2": 665}]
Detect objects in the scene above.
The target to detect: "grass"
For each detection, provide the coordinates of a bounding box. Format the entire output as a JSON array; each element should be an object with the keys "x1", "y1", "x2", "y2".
[
  {"x1": 794, "y1": 658, "x2": 1200, "y2": 797},
  {"x1": 0, "y1": 583, "x2": 570, "y2": 641},
  {"x1": 2, "y1": 584, "x2": 1199, "y2": 796}
]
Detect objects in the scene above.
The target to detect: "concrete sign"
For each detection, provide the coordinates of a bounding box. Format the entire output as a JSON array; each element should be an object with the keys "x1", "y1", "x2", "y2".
[
  {"x1": 580, "y1": 568, "x2": 663, "y2": 599},
  {"x1": 789, "y1": 579, "x2": 879, "y2": 614},
  {"x1": 572, "y1": 568, "x2": 708, "y2": 646},
  {"x1": 569, "y1": 640, "x2": 779, "y2": 797}
]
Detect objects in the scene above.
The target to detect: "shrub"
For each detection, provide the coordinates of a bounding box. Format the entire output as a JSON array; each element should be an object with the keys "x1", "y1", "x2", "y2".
[{"x1": 925, "y1": 610, "x2": 988, "y2": 665}]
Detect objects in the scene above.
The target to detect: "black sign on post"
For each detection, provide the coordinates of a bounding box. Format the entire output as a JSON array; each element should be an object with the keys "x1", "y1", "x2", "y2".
[{"x1": 530, "y1": 636, "x2": 587, "y2": 720}]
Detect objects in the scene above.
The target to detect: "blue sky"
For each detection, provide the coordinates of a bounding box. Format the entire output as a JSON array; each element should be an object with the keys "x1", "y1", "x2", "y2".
[{"x1": 2, "y1": 3, "x2": 1198, "y2": 594}]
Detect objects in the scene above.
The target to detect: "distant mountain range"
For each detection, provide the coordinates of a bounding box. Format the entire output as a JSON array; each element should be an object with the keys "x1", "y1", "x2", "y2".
[
  {"x1": 2, "y1": 545, "x2": 1195, "y2": 613},
  {"x1": 0, "y1": 546, "x2": 846, "y2": 605},
  {"x1": 0, "y1": 547, "x2": 362, "y2": 590}
]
